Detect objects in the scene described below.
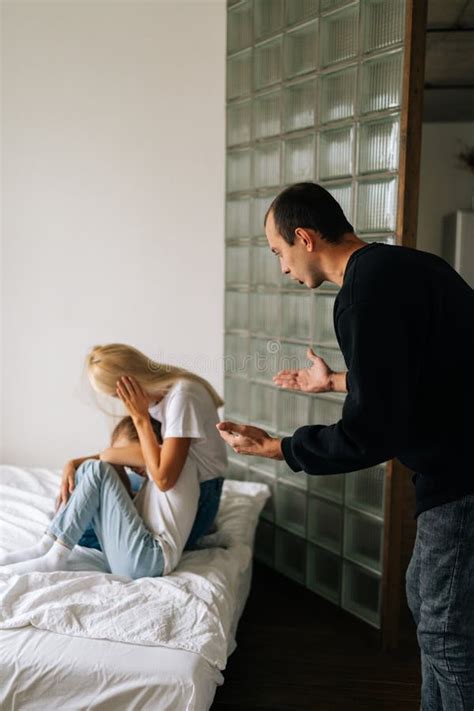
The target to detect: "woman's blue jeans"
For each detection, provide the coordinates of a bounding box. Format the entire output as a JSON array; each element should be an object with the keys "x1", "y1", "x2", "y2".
[
  {"x1": 406, "y1": 494, "x2": 474, "y2": 710},
  {"x1": 77, "y1": 472, "x2": 224, "y2": 553},
  {"x1": 185, "y1": 476, "x2": 224, "y2": 549},
  {"x1": 48, "y1": 459, "x2": 164, "y2": 579}
]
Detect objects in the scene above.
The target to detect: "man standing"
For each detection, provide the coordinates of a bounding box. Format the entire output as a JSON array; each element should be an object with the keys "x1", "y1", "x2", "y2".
[{"x1": 217, "y1": 182, "x2": 474, "y2": 711}]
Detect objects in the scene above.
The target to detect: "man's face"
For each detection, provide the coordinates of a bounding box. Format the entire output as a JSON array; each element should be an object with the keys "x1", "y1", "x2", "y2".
[{"x1": 264, "y1": 210, "x2": 325, "y2": 289}]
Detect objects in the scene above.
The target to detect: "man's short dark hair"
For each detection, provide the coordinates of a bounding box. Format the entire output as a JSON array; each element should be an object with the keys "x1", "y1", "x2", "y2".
[{"x1": 264, "y1": 182, "x2": 354, "y2": 245}]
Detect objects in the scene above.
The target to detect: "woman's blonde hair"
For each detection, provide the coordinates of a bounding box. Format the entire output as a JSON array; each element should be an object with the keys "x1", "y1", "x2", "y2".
[{"x1": 86, "y1": 343, "x2": 224, "y2": 409}]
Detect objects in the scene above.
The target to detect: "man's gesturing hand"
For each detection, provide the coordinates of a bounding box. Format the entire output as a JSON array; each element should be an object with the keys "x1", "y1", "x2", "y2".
[
  {"x1": 216, "y1": 421, "x2": 283, "y2": 460},
  {"x1": 273, "y1": 347, "x2": 333, "y2": 393}
]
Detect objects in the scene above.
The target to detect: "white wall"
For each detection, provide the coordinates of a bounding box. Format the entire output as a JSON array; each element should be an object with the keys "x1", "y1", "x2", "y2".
[
  {"x1": 1, "y1": 0, "x2": 226, "y2": 467},
  {"x1": 417, "y1": 122, "x2": 474, "y2": 256}
]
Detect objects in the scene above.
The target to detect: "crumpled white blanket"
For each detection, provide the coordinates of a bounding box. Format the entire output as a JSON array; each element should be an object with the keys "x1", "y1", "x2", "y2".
[{"x1": 0, "y1": 466, "x2": 269, "y2": 670}]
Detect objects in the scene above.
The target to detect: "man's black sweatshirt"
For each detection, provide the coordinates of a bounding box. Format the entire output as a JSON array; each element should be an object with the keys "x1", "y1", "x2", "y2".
[{"x1": 281, "y1": 242, "x2": 474, "y2": 517}]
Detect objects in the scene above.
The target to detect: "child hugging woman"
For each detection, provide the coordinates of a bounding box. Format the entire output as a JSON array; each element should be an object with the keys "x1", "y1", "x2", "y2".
[{"x1": 0, "y1": 343, "x2": 228, "y2": 579}]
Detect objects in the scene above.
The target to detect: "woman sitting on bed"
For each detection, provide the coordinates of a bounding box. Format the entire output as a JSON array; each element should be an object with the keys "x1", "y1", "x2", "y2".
[{"x1": 0, "y1": 343, "x2": 228, "y2": 579}]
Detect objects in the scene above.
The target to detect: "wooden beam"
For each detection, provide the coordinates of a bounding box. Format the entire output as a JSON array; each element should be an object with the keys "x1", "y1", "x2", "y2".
[
  {"x1": 395, "y1": 0, "x2": 427, "y2": 249},
  {"x1": 381, "y1": 460, "x2": 417, "y2": 650},
  {"x1": 383, "y1": 0, "x2": 428, "y2": 651}
]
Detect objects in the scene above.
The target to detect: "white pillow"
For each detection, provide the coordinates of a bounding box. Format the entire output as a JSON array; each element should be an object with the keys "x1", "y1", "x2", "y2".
[{"x1": 195, "y1": 479, "x2": 271, "y2": 550}]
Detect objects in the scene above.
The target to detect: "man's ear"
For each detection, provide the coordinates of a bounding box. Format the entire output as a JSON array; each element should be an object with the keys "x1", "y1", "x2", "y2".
[{"x1": 295, "y1": 227, "x2": 318, "y2": 252}]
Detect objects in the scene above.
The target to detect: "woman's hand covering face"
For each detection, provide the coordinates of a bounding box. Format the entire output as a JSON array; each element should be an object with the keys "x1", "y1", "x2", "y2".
[{"x1": 116, "y1": 375, "x2": 150, "y2": 420}]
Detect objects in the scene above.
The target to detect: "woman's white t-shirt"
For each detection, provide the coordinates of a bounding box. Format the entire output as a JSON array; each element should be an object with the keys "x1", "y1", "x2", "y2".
[
  {"x1": 133, "y1": 378, "x2": 228, "y2": 575},
  {"x1": 148, "y1": 378, "x2": 228, "y2": 483},
  {"x1": 133, "y1": 457, "x2": 199, "y2": 576}
]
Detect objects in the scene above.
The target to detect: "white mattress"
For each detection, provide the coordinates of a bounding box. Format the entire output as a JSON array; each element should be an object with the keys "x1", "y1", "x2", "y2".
[
  {"x1": 0, "y1": 626, "x2": 224, "y2": 710},
  {"x1": 0, "y1": 466, "x2": 266, "y2": 710}
]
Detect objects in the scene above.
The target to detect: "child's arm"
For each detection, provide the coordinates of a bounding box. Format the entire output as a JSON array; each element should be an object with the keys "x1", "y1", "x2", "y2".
[
  {"x1": 99, "y1": 442, "x2": 147, "y2": 470},
  {"x1": 70, "y1": 453, "x2": 101, "y2": 468}
]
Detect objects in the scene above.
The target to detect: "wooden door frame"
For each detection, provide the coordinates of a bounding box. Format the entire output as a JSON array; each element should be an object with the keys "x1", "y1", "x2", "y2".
[{"x1": 381, "y1": 0, "x2": 428, "y2": 651}]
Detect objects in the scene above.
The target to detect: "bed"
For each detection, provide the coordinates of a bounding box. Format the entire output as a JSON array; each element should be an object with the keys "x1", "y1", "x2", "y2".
[{"x1": 0, "y1": 465, "x2": 269, "y2": 710}]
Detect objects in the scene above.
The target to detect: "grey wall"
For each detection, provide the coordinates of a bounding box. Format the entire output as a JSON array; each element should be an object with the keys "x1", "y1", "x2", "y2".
[
  {"x1": 417, "y1": 122, "x2": 474, "y2": 256},
  {"x1": 1, "y1": 0, "x2": 226, "y2": 467}
]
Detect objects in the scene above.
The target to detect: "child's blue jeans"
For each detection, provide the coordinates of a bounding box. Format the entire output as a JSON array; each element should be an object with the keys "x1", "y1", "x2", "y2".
[
  {"x1": 48, "y1": 459, "x2": 165, "y2": 579},
  {"x1": 405, "y1": 494, "x2": 474, "y2": 710},
  {"x1": 77, "y1": 471, "x2": 224, "y2": 553}
]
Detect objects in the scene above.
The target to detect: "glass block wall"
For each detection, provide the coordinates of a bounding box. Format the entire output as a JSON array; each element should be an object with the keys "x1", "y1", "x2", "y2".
[{"x1": 225, "y1": 0, "x2": 406, "y2": 628}]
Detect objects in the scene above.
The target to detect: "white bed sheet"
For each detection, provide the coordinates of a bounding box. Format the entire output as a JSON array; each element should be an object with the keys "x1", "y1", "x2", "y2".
[
  {"x1": 0, "y1": 466, "x2": 265, "y2": 710},
  {"x1": 0, "y1": 627, "x2": 223, "y2": 711}
]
